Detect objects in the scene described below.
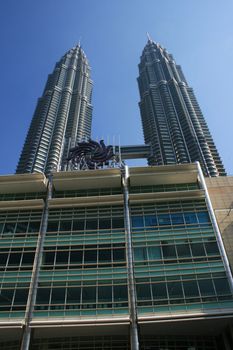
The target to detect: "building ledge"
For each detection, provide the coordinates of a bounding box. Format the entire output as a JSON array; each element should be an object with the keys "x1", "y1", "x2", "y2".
[
  {"x1": 52, "y1": 169, "x2": 122, "y2": 191},
  {"x1": 0, "y1": 321, "x2": 23, "y2": 329},
  {"x1": 30, "y1": 315, "x2": 130, "y2": 327},
  {"x1": 138, "y1": 307, "x2": 233, "y2": 323},
  {"x1": 129, "y1": 164, "x2": 198, "y2": 187},
  {"x1": 0, "y1": 199, "x2": 44, "y2": 211},
  {"x1": 0, "y1": 173, "x2": 47, "y2": 194},
  {"x1": 48, "y1": 194, "x2": 124, "y2": 208},
  {"x1": 129, "y1": 190, "x2": 204, "y2": 203}
]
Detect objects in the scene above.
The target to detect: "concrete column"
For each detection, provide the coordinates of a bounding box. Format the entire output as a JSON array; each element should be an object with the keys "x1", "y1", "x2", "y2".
[
  {"x1": 20, "y1": 174, "x2": 53, "y2": 350},
  {"x1": 196, "y1": 161, "x2": 233, "y2": 293},
  {"x1": 121, "y1": 165, "x2": 140, "y2": 350}
]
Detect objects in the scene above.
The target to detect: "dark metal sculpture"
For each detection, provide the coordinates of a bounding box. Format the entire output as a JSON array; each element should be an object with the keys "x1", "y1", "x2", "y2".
[{"x1": 67, "y1": 139, "x2": 115, "y2": 170}]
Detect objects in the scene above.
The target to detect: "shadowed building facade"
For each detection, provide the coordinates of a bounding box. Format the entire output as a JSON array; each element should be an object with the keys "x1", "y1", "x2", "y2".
[
  {"x1": 16, "y1": 45, "x2": 93, "y2": 175},
  {"x1": 138, "y1": 38, "x2": 226, "y2": 177}
]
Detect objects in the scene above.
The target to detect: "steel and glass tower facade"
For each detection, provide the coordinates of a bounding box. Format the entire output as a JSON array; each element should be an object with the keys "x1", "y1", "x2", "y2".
[
  {"x1": 138, "y1": 38, "x2": 226, "y2": 177},
  {"x1": 16, "y1": 45, "x2": 93, "y2": 175}
]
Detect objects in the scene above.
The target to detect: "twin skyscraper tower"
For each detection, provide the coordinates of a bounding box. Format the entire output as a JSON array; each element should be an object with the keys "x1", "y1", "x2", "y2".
[{"x1": 16, "y1": 38, "x2": 226, "y2": 177}]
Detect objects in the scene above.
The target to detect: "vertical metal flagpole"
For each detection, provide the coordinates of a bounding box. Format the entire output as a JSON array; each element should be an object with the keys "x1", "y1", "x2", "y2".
[
  {"x1": 196, "y1": 161, "x2": 233, "y2": 294},
  {"x1": 20, "y1": 174, "x2": 53, "y2": 350},
  {"x1": 118, "y1": 135, "x2": 122, "y2": 166},
  {"x1": 121, "y1": 165, "x2": 139, "y2": 350}
]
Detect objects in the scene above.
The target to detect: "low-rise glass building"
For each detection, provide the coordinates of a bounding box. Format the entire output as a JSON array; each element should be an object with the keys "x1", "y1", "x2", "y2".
[{"x1": 0, "y1": 164, "x2": 232, "y2": 349}]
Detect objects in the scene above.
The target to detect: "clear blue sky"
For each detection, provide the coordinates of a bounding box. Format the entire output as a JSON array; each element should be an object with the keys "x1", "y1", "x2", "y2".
[{"x1": 0, "y1": 0, "x2": 233, "y2": 174}]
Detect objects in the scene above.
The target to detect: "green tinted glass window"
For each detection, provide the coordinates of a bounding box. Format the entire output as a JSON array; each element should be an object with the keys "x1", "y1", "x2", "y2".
[
  {"x1": 113, "y1": 285, "x2": 128, "y2": 301},
  {"x1": 67, "y1": 288, "x2": 81, "y2": 303},
  {"x1": 198, "y1": 279, "x2": 215, "y2": 296},
  {"x1": 136, "y1": 284, "x2": 151, "y2": 300},
  {"x1": 82, "y1": 287, "x2": 96, "y2": 303},
  {"x1": 36, "y1": 288, "x2": 50, "y2": 304},
  {"x1": 214, "y1": 278, "x2": 231, "y2": 295},
  {"x1": 183, "y1": 281, "x2": 199, "y2": 297},
  {"x1": 152, "y1": 283, "x2": 167, "y2": 300},
  {"x1": 176, "y1": 244, "x2": 191, "y2": 258},
  {"x1": 98, "y1": 286, "x2": 112, "y2": 302},
  {"x1": 167, "y1": 282, "x2": 183, "y2": 299}
]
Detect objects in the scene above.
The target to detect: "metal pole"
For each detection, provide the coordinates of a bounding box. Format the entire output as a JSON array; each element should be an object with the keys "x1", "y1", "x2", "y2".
[
  {"x1": 121, "y1": 165, "x2": 140, "y2": 350},
  {"x1": 20, "y1": 174, "x2": 53, "y2": 350},
  {"x1": 196, "y1": 161, "x2": 233, "y2": 293}
]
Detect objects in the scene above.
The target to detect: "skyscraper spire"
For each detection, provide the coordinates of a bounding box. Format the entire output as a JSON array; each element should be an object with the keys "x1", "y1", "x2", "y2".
[
  {"x1": 137, "y1": 40, "x2": 226, "y2": 176},
  {"x1": 146, "y1": 32, "x2": 152, "y2": 42},
  {"x1": 16, "y1": 45, "x2": 93, "y2": 174}
]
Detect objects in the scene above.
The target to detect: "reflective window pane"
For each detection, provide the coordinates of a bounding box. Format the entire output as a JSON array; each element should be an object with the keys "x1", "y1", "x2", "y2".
[
  {"x1": 59, "y1": 221, "x2": 72, "y2": 231},
  {"x1": 8, "y1": 253, "x2": 21, "y2": 266},
  {"x1": 56, "y1": 251, "x2": 69, "y2": 264},
  {"x1": 132, "y1": 216, "x2": 144, "y2": 228},
  {"x1": 183, "y1": 281, "x2": 199, "y2": 297},
  {"x1": 162, "y1": 245, "x2": 176, "y2": 259},
  {"x1": 136, "y1": 284, "x2": 151, "y2": 300},
  {"x1": 184, "y1": 213, "x2": 197, "y2": 224},
  {"x1": 99, "y1": 250, "x2": 111, "y2": 262},
  {"x1": 152, "y1": 283, "x2": 167, "y2": 300},
  {"x1": 205, "y1": 242, "x2": 219, "y2": 255},
  {"x1": 3, "y1": 222, "x2": 16, "y2": 234},
  {"x1": 47, "y1": 221, "x2": 58, "y2": 232},
  {"x1": 72, "y1": 220, "x2": 84, "y2": 231},
  {"x1": 191, "y1": 243, "x2": 205, "y2": 257},
  {"x1": 114, "y1": 285, "x2": 128, "y2": 301},
  {"x1": 82, "y1": 287, "x2": 96, "y2": 303},
  {"x1": 51, "y1": 288, "x2": 66, "y2": 304},
  {"x1": 214, "y1": 278, "x2": 231, "y2": 295},
  {"x1": 112, "y1": 218, "x2": 124, "y2": 228},
  {"x1": 148, "y1": 246, "x2": 161, "y2": 260},
  {"x1": 134, "y1": 247, "x2": 147, "y2": 261},
  {"x1": 28, "y1": 221, "x2": 40, "y2": 233},
  {"x1": 171, "y1": 213, "x2": 184, "y2": 225},
  {"x1": 98, "y1": 286, "x2": 112, "y2": 302},
  {"x1": 197, "y1": 212, "x2": 210, "y2": 223},
  {"x1": 36, "y1": 288, "x2": 50, "y2": 304},
  {"x1": 158, "y1": 214, "x2": 171, "y2": 226},
  {"x1": 14, "y1": 289, "x2": 28, "y2": 305},
  {"x1": 0, "y1": 254, "x2": 8, "y2": 265},
  {"x1": 15, "y1": 222, "x2": 28, "y2": 233},
  {"x1": 198, "y1": 279, "x2": 215, "y2": 296},
  {"x1": 176, "y1": 244, "x2": 191, "y2": 258},
  {"x1": 0, "y1": 289, "x2": 14, "y2": 305},
  {"x1": 84, "y1": 250, "x2": 97, "y2": 263},
  {"x1": 144, "y1": 215, "x2": 157, "y2": 227},
  {"x1": 113, "y1": 249, "x2": 125, "y2": 261},
  {"x1": 99, "y1": 219, "x2": 111, "y2": 229},
  {"x1": 22, "y1": 253, "x2": 35, "y2": 265},
  {"x1": 67, "y1": 288, "x2": 81, "y2": 303},
  {"x1": 70, "y1": 251, "x2": 83, "y2": 264},
  {"x1": 86, "y1": 219, "x2": 98, "y2": 230},
  {"x1": 44, "y1": 252, "x2": 55, "y2": 265},
  {"x1": 167, "y1": 282, "x2": 183, "y2": 299}
]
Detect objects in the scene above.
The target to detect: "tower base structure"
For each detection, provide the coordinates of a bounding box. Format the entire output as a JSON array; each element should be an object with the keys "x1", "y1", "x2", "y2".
[{"x1": 0, "y1": 164, "x2": 232, "y2": 349}]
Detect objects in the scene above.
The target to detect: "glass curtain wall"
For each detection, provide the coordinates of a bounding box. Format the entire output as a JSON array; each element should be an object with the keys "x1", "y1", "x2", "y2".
[
  {"x1": 0, "y1": 209, "x2": 42, "y2": 319},
  {"x1": 0, "y1": 172, "x2": 232, "y2": 350},
  {"x1": 34, "y1": 205, "x2": 128, "y2": 317},
  {"x1": 131, "y1": 199, "x2": 232, "y2": 314}
]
